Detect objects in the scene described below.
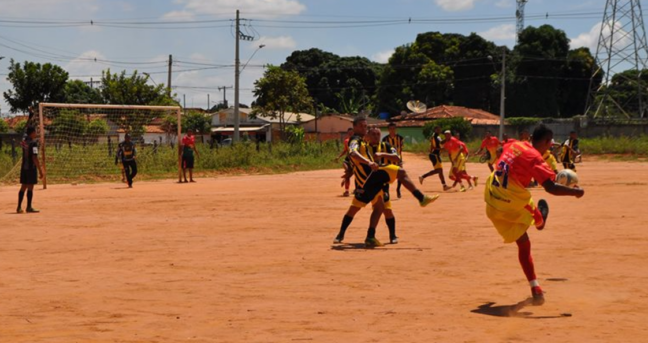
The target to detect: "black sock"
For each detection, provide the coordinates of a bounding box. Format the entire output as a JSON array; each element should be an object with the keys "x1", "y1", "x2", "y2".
[
  {"x1": 397, "y1": 181, "x2": 402, "y2": 192},
  {"x1": 366, "y1": 227, "x2": 376, "y2": 239},
  {"x1": 27, "y1": 190, "x2": 33, "y2": 209},
  {"x1": 338, "y1": 215, "x2": 353, "y2": 239},
  {"x1": 412, "y1": 190, "x2": 425, "y2": 202},
  {"x1": 18, "y1": 191, "x2": 25, "y2": 209},
  {"x1": 386, "y1": 217, "x2": 396, "y2": 239}
]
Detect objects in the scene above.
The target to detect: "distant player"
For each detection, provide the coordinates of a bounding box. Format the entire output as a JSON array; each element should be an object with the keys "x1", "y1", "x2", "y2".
[
  {"x1": 336, "y1": 128, "x2": 354, "y2": 197},
  {"x1": 445, "y1": 131, "x2": 476, "y2": 191},
  {"x1": 333, "y1": 116, "x2": 439, "y2": 247},
  {"x1": 561, "y1": 131, "x2": 580, "y2": 171},
  {"x1": 117, "y1": 134, "x2": 137, "y2": 188},
  {"x1": 16, "y1": 127, "x2": 43, "y2": 213},
  {"x1": 476, "y1": 130, "x2": 501, "y2": 172},
  {"x1": 484, "y1": 124, "x2": 584, "y2": 305},
  {"x1": 419, "y1": 126, "x2": 451, "y2": 191},
  {"x1": 382, "y1": 123, "x2": 405, "y2": 198},
  {"x1": 368, "y1": 127, "x2": 401, "y2": 244},
  {"x1": 181, "y1": 129, "x2": 199, "y2": 183},
  {"x1": 543, "y1": 140, "x2": 559, "y2": 174}
]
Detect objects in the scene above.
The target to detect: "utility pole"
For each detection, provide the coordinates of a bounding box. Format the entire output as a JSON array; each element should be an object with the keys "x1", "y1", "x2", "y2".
[
  {"x1": 167, "y1": 54, "x2": 173, "y2": 97},
  {"x1": 218, "y1": 86, "x2": 233, "y2": 108},
  {"x1": 499, "y1": 48, "x2": 506, "y2": 140},
  {"x1": 207, "y1": 94, "x2": 210, "y2": 110},
  {"x1": 183, "y1": 94, "x2": 186, "y2": 116},
  {"x1": 234, "y1": 9, "x2": 241, "y2": 142}
]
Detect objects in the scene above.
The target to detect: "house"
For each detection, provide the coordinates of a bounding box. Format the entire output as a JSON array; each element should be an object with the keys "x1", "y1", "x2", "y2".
[
  {"x1": 301, "y1": 114, "x2": 385, "y2": 141},
  {"x1": 379, "y1": 105, "x2": 503, "y2": 143},
  {"x1": 210, "y1": 107, "x2": 314, "y2": 142}
]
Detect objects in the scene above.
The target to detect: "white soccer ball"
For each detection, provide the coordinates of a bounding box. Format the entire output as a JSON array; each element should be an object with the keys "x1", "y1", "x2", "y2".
[{"x1": 556, "y1": 169, "x2": 579, "y2": 187}]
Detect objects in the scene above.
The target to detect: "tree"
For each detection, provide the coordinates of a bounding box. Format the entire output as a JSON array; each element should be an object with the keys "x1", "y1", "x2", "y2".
[
  {"x1": 253, "y1": 66, "x2": 313, "y2": 136},
  {"x1": 47, "y1": 109, "x2": 87, "y2": 139},
  {"x1": 86, "y1": 119, "x2": 109, "y2": 138},
  {"x1": 64, "y1": 80, "x2": 103, "y2": 104},
  {"x1": 422, "y1": 117, "x2": 472, "y2": 140},
  {"x1": 0, "y1": 119, "x2": 9, "y2": 133},
  {"x1": 100, "y1": 69, "x2": 174, "y2": 106},
  {"x1": 597, "y1": 68, "x2": 648, "y2": 117},
  {"x1": 182, "y1": 111, "x2": 211, "y2": 134},
  {"x1": 13, "y1": 119, "x2": 28, "y2": 134},
  {"x1": 3, "y1": 59, "x2": 69, "y2": 113}
]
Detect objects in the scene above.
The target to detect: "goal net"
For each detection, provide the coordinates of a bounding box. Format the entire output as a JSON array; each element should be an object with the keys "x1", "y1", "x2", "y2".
[{"x1": 1, "y1": 103, "x2": 183, "y2": 188}]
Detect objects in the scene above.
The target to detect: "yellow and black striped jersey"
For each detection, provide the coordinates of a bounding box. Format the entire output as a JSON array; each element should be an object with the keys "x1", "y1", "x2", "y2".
[
  {"x1": 382, "y1": 134, "x2": 404, "y2": 156},
  {"x1": 430, "y1": 133, "x2": 443, "y2": 154},
  {"x1": 369, "y1": 142, "x2": 398, "y2": 166},
  {"x1": 348, "y1": 134, "x2": 375, "y2": 188}
]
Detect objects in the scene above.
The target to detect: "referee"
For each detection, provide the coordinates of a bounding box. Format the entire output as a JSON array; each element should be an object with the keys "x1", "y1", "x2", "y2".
[{"x1": 17, "y1": 127, "x2": 43, "y2": 213}]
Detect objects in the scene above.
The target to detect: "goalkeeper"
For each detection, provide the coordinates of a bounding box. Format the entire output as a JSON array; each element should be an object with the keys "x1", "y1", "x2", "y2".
[{"x1": 116, "y1": 134, "x2": 138, "y2": 188}]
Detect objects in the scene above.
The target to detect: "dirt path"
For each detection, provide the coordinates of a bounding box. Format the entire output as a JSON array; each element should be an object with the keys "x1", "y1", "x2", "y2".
[{"x1": 1, "y1": 154, "x2": 647, "y2": 342}]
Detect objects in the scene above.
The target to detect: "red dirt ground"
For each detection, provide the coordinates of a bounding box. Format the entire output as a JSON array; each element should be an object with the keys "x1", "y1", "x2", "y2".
[{"x1": 1, "y1": 154, "x2": 647, "y2": 342}]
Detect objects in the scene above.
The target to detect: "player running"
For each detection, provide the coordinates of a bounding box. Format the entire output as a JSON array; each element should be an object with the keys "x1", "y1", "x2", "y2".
[
  {"x1": 484, "y1": 124, "x2": 584, "y2": 305},
  {"x1": 335, "y1": 128, "x2": 354, "y2": 197},
  {"x1": 561, "y1": 131, "x2": 580, "y2": 171},
  {"x1": 333, "y1": 117, "x2": 439, "y2": 247},
  {"x1": 382, "y1": 123, "x2": 405, "y2": 198},
  {"x1": 181, "y1": 129, "x2": 200, "y2": 183},
  {"x1": 16, "y1": 127, "x2": 43, "y2": 213},
  {"x1": 419, "y1": 126, "x2": 451, "y2": 191},
  {"x1": 368, "y1": 127, "x2": 401, "y2": 244},
  {"x1": 117, "y1": 134, "x2": 138, "y2": 188},
  {"x1": 445, "y1": 131, "x2": 476, "y2": 191},
  {"x1": 476, "y1": 130, "x2": 501, "y2": 172}
]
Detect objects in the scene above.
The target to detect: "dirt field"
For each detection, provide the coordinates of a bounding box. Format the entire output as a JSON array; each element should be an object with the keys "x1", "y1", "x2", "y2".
[{"x1": 1, "y1": 154, "x2": 647, "y2": 343}]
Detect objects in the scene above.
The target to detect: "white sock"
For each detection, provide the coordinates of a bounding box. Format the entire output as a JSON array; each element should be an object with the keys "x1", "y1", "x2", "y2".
[{"x1": 529, "y1": 279, "x2": 540, "y2": 288}]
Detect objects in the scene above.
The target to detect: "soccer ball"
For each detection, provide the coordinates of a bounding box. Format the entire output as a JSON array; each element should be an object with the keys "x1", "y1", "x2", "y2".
[{"x1": 556, "y1": 169, "x2": 579, "y2": 187}]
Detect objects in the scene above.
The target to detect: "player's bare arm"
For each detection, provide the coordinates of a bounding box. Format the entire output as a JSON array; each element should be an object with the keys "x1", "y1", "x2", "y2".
[{"x1": 541, "y1": 179, "x2": 585, "y2": 198}]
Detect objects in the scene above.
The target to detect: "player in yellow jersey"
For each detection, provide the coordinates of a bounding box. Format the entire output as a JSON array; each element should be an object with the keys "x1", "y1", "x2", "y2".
[
  {"x1": 382, "y1": 123, "x2": 405, "y2": 198},
  {"x1": 368, "y1": 127, "x2": 401, "y2": 244},
  {"x1": 333, "y1": 117, "x2": 439, "y2": 247},
  {"x1": 561, "y1": 131, "x2": 580, "y2": 171},
  {"x1": 476, "y1": 130, "x2": 501, "y2": 172},
  {"x1": 484, "y1": 125, "x2": 584, "y2": 305},
  {"x1": 419, "y1": 126, "x2": 451, "y2": 191}
]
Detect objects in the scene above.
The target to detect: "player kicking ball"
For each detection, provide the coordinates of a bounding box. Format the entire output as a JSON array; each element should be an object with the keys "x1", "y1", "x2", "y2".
[
  {"x1": 333, "y1": 116, "x2": 439, "y2": 248},
  {"x1": 484, "y1": 124, "x2": 584, "y2": 305}
]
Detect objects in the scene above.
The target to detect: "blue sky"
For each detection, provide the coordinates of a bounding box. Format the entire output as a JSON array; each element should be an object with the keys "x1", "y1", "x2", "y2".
[{"x1": 0, "y1": 0, "x2": 636, "y2": 115}]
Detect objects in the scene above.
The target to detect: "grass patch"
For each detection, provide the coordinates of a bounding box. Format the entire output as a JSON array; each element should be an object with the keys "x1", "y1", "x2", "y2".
[{"x1": 1, "y1": 141, "x2": 340, "y2": 185}]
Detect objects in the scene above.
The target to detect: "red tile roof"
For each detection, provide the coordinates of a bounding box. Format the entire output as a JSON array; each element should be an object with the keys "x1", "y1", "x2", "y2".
[{"x1": 382, "y1": 105, "x2": 502, "y2": 127}]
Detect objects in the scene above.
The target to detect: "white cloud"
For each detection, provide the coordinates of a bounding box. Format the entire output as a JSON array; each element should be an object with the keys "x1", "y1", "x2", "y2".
[
  {"x1": 494, "y1": 0, "x2": 512, "y2": 8},
  {"x1": 0, "y1": 0, "x2": 98, "y2": 17},
  {"x1": 255, "y1": 36, "x2": 297, "y2": 50},
  {"x1": 435, "y1": 0, "x2": 477, "y2": 11},
  {"x1": 161, "y1": 10, "x2": 195, "y2": 21},
  {"x1": 371, "y1": 50, "x2": 394, "y2": 64},
  {"x1": 571, "y1": 21, "x2": 632, "y2": 52},
  {"x1": 65, "y1": 50, "x2": 107, "y2": 80},
  {"x1": 170, "y1": 0, "x2": 306, "y2": 18},
  {"x1": 478, "y1": 24, "x2": 516, "y2": 41}
]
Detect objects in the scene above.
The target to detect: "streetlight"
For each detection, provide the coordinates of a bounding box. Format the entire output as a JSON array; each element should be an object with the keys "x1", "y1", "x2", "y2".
[
  {"x1": 234, "y1": 43, "x2": 266, "y2": 142},
  {"x1": 488, "y1": 48, "x2": 506, "y2": 140}
]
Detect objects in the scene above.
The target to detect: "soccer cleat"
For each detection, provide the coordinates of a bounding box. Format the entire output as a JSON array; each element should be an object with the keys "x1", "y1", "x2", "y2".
[
  {"x1": 536, "y1": 199, "x2": 549, "y2": 230},
  {"x1": 333, "y1": 235, "x2": 344, "y2": 244},
  {"x1": 419, "y1": 194, "x2": 440, "y2": 207},
  {"x1": 460, "y1": 186, "x2": 466, "y2": 192},
  {"x1": 531, "y1": 286, "x2": 545, "y2": 306},
  {"x1": 16, "y1": 207, "x2": 23, "y2": 214},
  {"x1": 397, "y1": 189, "x2": 402, "y2": 199},
  {"x1": 26, "y1": 208, "x2": 40, "y2": 213},
  {"x1": 390, "y1": 237, "x2": 399, "y2": 244},
  {"x1": 364, "y1": 237, "x2": 384, "y2": 248},
  {"x1": 473, "y1": 177, "x2": 479, "y2": 186},
  {"x1": 443, "y1": 185, "x2": 452, "y2": 191},
  {"x1": 343, "y1": 190, "x2": 350, "y2": 197},
  {"x1": 418, "y1": 176, "x2": 424, "y2": 185}
]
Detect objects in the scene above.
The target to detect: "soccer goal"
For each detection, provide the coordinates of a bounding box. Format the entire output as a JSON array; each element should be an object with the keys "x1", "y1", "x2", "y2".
[{"x1": 30, "y1": 103, "x2": 183, "y2": 188}]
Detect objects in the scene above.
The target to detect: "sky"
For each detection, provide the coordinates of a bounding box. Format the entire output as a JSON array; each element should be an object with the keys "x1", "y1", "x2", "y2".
[{"x1": 0, "y1": 0, "x2": 641, "y2": 116}]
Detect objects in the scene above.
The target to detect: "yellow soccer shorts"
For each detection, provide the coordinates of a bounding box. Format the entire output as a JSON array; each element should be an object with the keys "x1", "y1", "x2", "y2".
[
  {"x1": 485, "y1": 194, "x2": 538, "y2": 243},
  {"x1": 487, "y1": 149, "x2": 498, "y2": 165}
]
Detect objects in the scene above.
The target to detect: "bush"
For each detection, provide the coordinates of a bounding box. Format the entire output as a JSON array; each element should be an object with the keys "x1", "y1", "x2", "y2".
[{"x1": 422, "y1": 117, "x2": 473, "y2": 139}]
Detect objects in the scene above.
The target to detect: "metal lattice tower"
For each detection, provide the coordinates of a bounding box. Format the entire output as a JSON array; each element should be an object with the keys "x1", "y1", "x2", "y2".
[
  {"x1": 585, "y1": 0, "x2": 648, "y2": 117},
  {"x1": 516, "y1": 0, "x2": 528, "y2": 41}
]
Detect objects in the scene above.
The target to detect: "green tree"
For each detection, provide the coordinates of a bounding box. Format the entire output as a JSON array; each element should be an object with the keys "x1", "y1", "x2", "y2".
[
  {"x1": 47, "y1": 110, "x2": 87, "y2": 138},
  {"x1": 422, "y1": 117, "x2": 472, "y2": 139},
  {"x1": 64, "y1": 80, "x2": 103, "y2": 104},
  {"x1": 100, "y1": 69, "x2": 174, "y2": 106},
  {"x1": 0, "y1": 119, "x2": 9, "y2": 133},
  {"x1": 182, "y1": 111, "x2": 211, "y2": 134},
  {"x1": 13, "y1": 119, "x2": 28, "y2": 134},
  {"x1": 595, "y1": 68, "x2": 648, "y2": 117},
  {"x1": 3, "y1": 59, "x2": 69, "y2": 113},
  {"x1": 86, "y1": 119, "x2": 109, "y2": 138},
  {"x1": 253, "y1": 66, "x2": 313, "y2": 136}
]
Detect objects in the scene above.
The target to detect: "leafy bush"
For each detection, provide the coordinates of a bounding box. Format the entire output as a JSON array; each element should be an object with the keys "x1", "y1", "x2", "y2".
[
  {"x1": 507, "y1": 117, "x2": 542, "y2": 128},
  {"x1": 422, "y1": 117, "x2": 473, "y2": 139}
]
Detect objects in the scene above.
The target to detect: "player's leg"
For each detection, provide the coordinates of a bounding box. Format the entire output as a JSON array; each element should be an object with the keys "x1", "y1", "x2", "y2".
[
  {"x1": 488, "y1": 163, "x2": 494, "y2": 172},
  {"x1": 334, "y1": 204, "x2": 361, "y2": 243},
  {"x1": 131, "y1": 162, "x2": 138, "y2": 183},
  {"x1": 395, "y1": 168, "x2": 440, "y2": 206},
  {"x1": 365, "y1": 196, "x2": 385, "y2": 247},
  {"x1": 419, "y1": 154, "x2": 438, "y2": 183},
  {"x1": 384, "y1": 208, "x2": 397, "y2": 244},
  {"x1": 124, "y1": 161, "x2": 134, "y2": 187},
  {"x1": 17, "y1": 183, "x2": 27, "y2": 213},
  {"x1": 396, "y1": 180, "x2": 402, "y2": 199},
  {"x1": 516, "y1": 233, "x2": 544, "y2": 305},
  {"x1": 25, "y1": 184, "x2": 38, "y2": 212}
]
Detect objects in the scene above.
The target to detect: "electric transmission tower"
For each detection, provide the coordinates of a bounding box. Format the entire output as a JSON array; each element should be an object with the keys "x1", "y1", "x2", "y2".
[
  {"x1": 516, "y1": 0, "x2": 528, "y2": 41},
  {"x1": 585, "y1": 0, "x2": 648, "y2": 118}
]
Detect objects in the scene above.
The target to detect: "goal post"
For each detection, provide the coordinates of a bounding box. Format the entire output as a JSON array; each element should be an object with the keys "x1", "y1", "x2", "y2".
[{"x1": 36, "y1": 103, "x2": 183, "y2": 189}]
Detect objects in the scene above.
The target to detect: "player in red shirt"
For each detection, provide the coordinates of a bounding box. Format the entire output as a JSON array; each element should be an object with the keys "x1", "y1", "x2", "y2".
[
  {"x1": 484, "y1": 125, "x2": 584, "y2": 305},
  {"x1": 444, "y1": 131, "x2": 476, "y2": 191},
  {"x1": 181, "y1": 129, "x2": 199, "y2": 183},
  {"x1": 476, "y1": 130, "x2": 501, "y2": 172},
  {"x1": 335, "y1": 128, "x2": 355, "y2": 196}
]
